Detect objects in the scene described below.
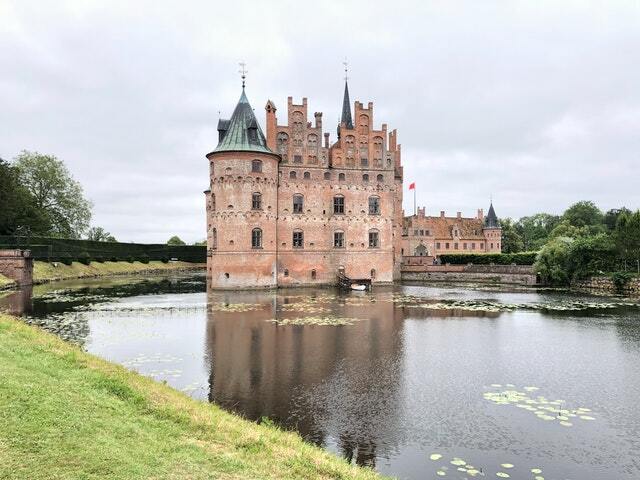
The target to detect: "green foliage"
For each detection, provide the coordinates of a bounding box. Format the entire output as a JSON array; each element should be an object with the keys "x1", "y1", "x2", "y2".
[
  {"x1": 139, "y1": 254, "x2": 150, "y2": 264},
  {"x1": 604, "y1": 208, "x2": 632, "y2": 231},
  {"x1": 610, "y1": 271, "x2": 635, "y2": 292},
  {"x1": 193, "y1": 239, "x2": 207, "y2": 246},
  {"x1": 534, "y1": 237, "x2": 573, "y2": 286},
  {"x1": 514, "y1": 213, "x2": 561, "y2": 251},
  {"x1": 86, "y1": 226, "x2": 117, "y2": 242},
  {"x1": 161, "y1": 256, "x2": 169, "y2": 263},
  {"x1": 167, "y1": 235, "x2": 186, "y2": 246},
  {"x1": 126, "y1": 256, "x2": 135, "y2": 263},
  {"x1": 14, "y1": 150, "x2": 92, "y2": 238},
  {"x1": 499, "y1": 218, "x2": 524, "y2": 253},
  {"x1": 439, "y1": 252, "x2": 537, "y2": 265},
  {"x1": 614, "y1": 210, "x2": 640, "y2": 267},
  {"x1": 562, "y1": 200, "x2": 603, "y2": 228},
  {"x1": 93, "y1": 255, "x2": 105, "y2": 263},
  {"x1": 61, "y1": 257, "x2": 73, "y2": 266},
  {"x1": 77, "y1": 251, "x2": 91, "y2": 265},
  {"x1": 565, "y1": 234, "x2": 617, "y2": 280}
]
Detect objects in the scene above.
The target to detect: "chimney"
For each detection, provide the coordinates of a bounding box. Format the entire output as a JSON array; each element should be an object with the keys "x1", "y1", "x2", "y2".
[
  {"x1": 457, "y1": 211, "x2": 462, "y2": 219},
  {"x1": 440, "y1": 211, "x2": 445, "y2": 218},
  {"x1": 324, "y1": 132, "x2": 330, "y2": 148},
  {"x1": 477, "y1": 208, "x2": 484, "y2": 220},
  {"x1": 314, "y1": 112, "x2": 322, "y2": 129},
  {"x1": 265, "y1": 100, "x2": 277, "y2": 151}
]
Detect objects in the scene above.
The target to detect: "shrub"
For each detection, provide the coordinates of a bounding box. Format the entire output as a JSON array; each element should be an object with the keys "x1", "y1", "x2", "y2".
[
  {"x1": 94, "y1": 255, "x2": 105, "y2": 263},
  {"x1": 160, "y1": 256, "x2": 169, "y2": 263},
  {"x1": 126, "y1": 256, "x2": 135, "y2": 263},
  {"x1": 534, "y1": 237, "x2": 573, "y2": 286},
  {"x1": 611, "y1": 271, "x2": 635, "y2": 293},
  {"x1": 139, "y1": 254, "x2": 150, "y2": 264},
  {"x1": 77, "y1": 252, "x2": 91, "y2": 265},
  {"x1": 61, "y1": 257, "x2": 73, "y2": 266},
  {"x1": 109, "y1": 256, "x2": 118, "y2": 262}
]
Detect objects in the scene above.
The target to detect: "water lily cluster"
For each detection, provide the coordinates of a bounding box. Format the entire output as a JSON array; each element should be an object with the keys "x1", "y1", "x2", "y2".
[{"x1": 429, "y1": 454, "x2": 548, "y2": 479}]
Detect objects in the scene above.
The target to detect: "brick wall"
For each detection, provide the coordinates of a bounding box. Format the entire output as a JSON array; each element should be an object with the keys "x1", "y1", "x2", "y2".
[{"x1": 0, "y1": 249, "x2": 33, "y2": 287}]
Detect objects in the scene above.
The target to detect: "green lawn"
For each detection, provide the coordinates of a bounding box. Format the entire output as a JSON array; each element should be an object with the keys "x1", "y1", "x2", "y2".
[
  {"x1": 0, "y1": 314, "x2": 386, "y2": 480},
  {"x1": 33, "y1": 260, "x2": 204, "y2": 283}
]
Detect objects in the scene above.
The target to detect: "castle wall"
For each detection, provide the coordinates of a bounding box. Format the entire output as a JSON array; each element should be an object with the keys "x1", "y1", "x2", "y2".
[{"x1": 0, "y1": 249, "x2": 33, "y2": 287}]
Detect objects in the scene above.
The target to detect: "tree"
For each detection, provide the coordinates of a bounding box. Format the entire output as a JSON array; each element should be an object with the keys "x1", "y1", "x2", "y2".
[
  {"x1": 14, "y1": 151, "x2": 92, "y2": 238},
  {"x1": 515, "y1": 213, "x2": 561, "y2": 251},
  {"x1": 0, "y1": 158, "x2": 50, "y2": 235},
  {"x1": 534, "y1": 237, "x2": 573, "y2": 286},
  {"x1": 167, "y1": 236, "x2": 186, "y2": 245},
  {"x1": 192, "y1": 240, "x2": 207, "y2": 246},
  {"x1": 566, "y1": 233, "x2": 618, "y2": 280},
  {"x1": 615, "y1": 210, "x2": 640, "y2": 270},
  {"x1": 562, "y1": 200, "x2": 603, "y2": 228},
  {"x1": 500, "y1": 218, "x2": 524, "y2": 253},
  {"x1": 604, "y1": 207, "x2": 632, "y2": 231},
  {"x1": 86, "y1": 227, "x2": 117, "y2": 242}
]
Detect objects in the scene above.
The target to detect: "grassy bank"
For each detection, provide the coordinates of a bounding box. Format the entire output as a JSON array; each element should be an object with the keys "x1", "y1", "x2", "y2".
[
  {"x1": 0, "y1": 314, "x2": 385, "y2": 480},
  {"x1": 33, "y1": 260, "x2": 205, "y2": 283},
  {"x1": 0, "y1": 273, "x2": 16, "y2": 289}
]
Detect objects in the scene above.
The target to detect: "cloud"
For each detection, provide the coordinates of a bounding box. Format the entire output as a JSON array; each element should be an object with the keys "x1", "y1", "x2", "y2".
[{"x1": 1, "y1": 0, "x2": 639, "y2": 241}]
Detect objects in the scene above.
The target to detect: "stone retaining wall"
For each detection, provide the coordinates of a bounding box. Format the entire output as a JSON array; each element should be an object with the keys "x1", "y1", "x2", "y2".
[
  {"x1": 401, "y1": 263, "x2": 538, "y2": 286},
  {"x1": 572, "y1": 276, "x2": 640, "y2": 296}
]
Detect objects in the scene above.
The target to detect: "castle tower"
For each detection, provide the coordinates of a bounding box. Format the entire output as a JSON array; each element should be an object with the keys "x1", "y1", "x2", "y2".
[
  {"x1": 482, "y1": 201, "x2": 502, "y2": 253},
  {"x1": 206, "y1": 84, "x2": 280, "y2": 288}
]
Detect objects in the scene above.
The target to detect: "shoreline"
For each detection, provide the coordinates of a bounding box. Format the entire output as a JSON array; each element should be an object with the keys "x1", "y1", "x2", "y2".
[{"x1": 0, "y1": 313, "x2": 385, "y2": 480}]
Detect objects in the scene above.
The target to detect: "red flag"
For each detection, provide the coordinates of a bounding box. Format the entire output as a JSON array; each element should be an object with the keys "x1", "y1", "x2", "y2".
[{"x1": 409, "y1": 182, "x2": 415, "y2": 190}]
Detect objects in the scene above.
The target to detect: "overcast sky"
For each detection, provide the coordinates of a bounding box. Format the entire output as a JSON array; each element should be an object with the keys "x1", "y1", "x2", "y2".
[{"x1": 1, "y1": 1, "x2": 639, "y2": 242}]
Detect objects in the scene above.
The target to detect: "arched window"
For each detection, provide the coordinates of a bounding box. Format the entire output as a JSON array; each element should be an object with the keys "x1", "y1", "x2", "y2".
[
  {"x1": 293, "y1": 194, "x2": 304, "y2": 214},
  {"x1": 333, "y1": 195, "x2": 345, "y2": 214},
  {"x1": 211, "y1": 193, "x2": 216, "y2": 211},
  {"x1": 339, "y1": 173, "x2": 345, "y2": 181},
  {"x1": 363, "y1": 173, "x2": 369, "y2": 182},
  {"x1": 251, "y1": 228, "x2": 262, "y2": 249},
  {"x1": 251, "y1": 160, "x2": 262, "y2": 173},
  {"x1": 292, "y1": 230, "x2": 304, "y2": 249},
  {"x1": 377, "y1": 174, "x2": 384, "y2": 183},
  {"x1": 311, "y1": 269, "x2": 317, "y2": 280},
  {"x1": 368, "y1": 196, "x2": 380, "y2": 215},
  {"x1": 303, "y1": 171, "x2": 310, "y2": 179},
  {"x1": 368, "y1": 229, "x2": 380, "y2": 248},
  {"x1": 333, "y1": 230, "x2": 345, "y2": 248},
  {"x1": 252, "y1": 192, "x2": 262, "y2": 210},
  {"x1": 212, "y1": 228, "x2": 217, "y2": 249},
  {"x1": 289, "y1": 171, "x2": 297, "y2": 179},
  {"x1": 370, "y1": 269, "x2": 376, "y2": 279},
  {"x1": 324, "y1": 171, "x2": 331, "y2": 180}
]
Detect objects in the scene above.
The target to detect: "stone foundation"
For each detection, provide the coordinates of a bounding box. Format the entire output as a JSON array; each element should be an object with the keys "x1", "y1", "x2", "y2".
[
  {"x1": 401, "y1": 264, "x2": 538, "y2": 286},
  {"x1": 572, "y1": 276, "x2": 640, "y2": 296},
  {"x1": 0, "y1": 250, "x2": 33, "y2": 287}
]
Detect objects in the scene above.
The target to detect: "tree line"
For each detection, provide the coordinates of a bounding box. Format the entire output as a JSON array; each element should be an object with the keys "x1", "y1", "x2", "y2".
[{"x1": 500, "y1": 201, "x2": 640, "y2": 285}]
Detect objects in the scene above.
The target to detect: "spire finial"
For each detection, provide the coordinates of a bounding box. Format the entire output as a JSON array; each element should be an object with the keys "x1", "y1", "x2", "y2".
[
  {"x1": 239, "y1": 61, "x2": 247, "y2": 89},
  {"x1": 343, "y1": 58, "x2": 349, "y2": 82}
]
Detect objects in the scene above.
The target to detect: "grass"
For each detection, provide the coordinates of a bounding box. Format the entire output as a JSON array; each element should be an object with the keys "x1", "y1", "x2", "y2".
[
  {"x1": 0, "y1": 314, "x2": 387, "y2": 480},
  {"x1": 0, "y1": 273, "x2": 16, "y2": 289},
  {"x1": 33, "y1": 260, "x2": 205, "y2": 283}
]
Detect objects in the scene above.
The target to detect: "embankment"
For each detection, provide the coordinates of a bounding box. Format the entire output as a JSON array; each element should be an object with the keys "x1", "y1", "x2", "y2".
[
  {"x1": 572, "y1": 275, "x2": 640, "y2": 296},
  {"x1": 0, "y1": 313, "x2": 384, "y2": 480},
  {"x1": 401, "y1": 263, "x2": 538, "y2": 286}
]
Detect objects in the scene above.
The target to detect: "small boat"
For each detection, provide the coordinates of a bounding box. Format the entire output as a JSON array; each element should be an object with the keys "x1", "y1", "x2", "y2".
[{"x1": 350, "y1": 284, "x2": 367, "y2": 291}]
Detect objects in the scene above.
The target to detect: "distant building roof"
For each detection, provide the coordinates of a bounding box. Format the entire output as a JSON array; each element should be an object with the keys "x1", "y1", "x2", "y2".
[
  {"x1": 484, "y1": 202, "x2": 500, "y2": 228},
  {"x1": 406, "y1": 215, "x2": 486, "y2": 239},
  {"x1": 213, "y1": 88, "x2": 274, "y2": 155}
]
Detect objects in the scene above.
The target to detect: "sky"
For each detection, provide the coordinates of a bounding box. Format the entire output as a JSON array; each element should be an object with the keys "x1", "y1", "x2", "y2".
[{"x1": 1, "y1": 1, "x2": 639, "y2": 243}]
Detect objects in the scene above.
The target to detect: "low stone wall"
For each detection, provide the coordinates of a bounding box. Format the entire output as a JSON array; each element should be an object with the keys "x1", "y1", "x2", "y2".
[
  {"x1": 401, "y1": 263, "x2": 538, "y2": 286},
  {"x1": 572, "y1": 276, "x2": 640, "y2": 296},
  {"x1": 0, "y1": 250, "x2": 33, "y2": 287}
]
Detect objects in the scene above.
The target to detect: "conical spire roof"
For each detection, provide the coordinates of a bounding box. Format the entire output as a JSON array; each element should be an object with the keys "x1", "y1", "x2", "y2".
[
  {"x1": 214, "y1": 88, "x2": 273, "y2": 154},
  {"x1": 484, "y1": 202, "x2": 500, "y2": 228},
  {"x1": 340, "y1": 80, "x2": 353, "y2": 129}
]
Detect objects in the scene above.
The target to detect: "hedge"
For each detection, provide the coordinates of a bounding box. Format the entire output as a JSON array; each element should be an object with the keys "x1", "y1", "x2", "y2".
[
  {"x1": 0, "y1": 235, "x2": 206, "y2": 264},
  {"x1": 438, "y1": 252, "x2": 538, "y2": 265}
]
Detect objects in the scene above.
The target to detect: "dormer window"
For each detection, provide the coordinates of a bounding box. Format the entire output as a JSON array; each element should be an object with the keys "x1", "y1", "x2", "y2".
[{"x1": 252, "y1": 160, "x2": 262, "y2": 173}]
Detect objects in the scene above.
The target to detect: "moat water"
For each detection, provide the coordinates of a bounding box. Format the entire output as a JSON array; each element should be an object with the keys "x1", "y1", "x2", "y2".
[{"x1": 3, "y1": 273, "x2": 640, "y2": 480}]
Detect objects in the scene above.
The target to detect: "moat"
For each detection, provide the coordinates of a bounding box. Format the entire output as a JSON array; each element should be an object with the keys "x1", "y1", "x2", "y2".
[{"x1": 3, "y1": 273, "x2": 640, "y2": 480}]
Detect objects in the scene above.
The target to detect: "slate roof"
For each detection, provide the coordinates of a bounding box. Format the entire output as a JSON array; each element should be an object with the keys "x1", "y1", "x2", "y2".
[
  {"x1": 407, "y1": 216, "x2": 486, "y2": 239},
  {"x1": 340, "y1": 80, "x2": 354, "y2": 129},
  {"x1": 213, "y1": 89, "x2": 274, "y2": 154},
  {"x1": 484, "y1": 203, "x2": 500, "y2": 228}
]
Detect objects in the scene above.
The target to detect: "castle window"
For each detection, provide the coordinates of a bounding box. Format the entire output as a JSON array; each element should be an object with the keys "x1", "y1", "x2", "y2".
[
  {"x1": 472, "y1": 243, "x2": 476, "y2": 250},
  {"x1": 284, "y1": 269, "x2": 289, "y2": 277},
  {"x1": 436, "y1": 242, "x2": 441, "y2": 249},
  {"x1": 463, "y1": 243, "x2": 467, "y2": 250},
  {"x1": 446, "y1": 242, "x2": 450, "y2": 249},
  {"x1": 251, "y1": 228, "x2": 262, "y2": 249},
  {"x1": 324, "y1": 171, "x2": 331, "y2": 180},
  {"x1": 211, "y1": 193, "x2": 216, "y2": 211},
  {"x1": 363, "y1": 174, "x2": 369, "y2": 182},
  {"x1": 334, "y1": 231, "x2": 344, "y2": 248},
  {"x1": 252, "y1": 160, "x2": 262, "y2": 173},
  {"x1": 293, "y1": 194, "x2": 304, "y2": 214},
  {"x1": 377, "y1": 174, "x2": 384, "y2": 183},
  {"x1": 289, "y1": 171, "x2": 297, "y2": 179},
  {"x1": 303, "y1": 171, "x2": 310, "y2": 179},
  {"x1": 252, "y1": 192, "x2": 262, "y2": 210},
  {"x1": 339, "y1": 173, "x2": 345, "y2": 181},
  {"x1": 212, "y1": 228, "x2": 217, "y2": 249},
  {"x1": 368, "y1": 196, "x2": 380, "y2": 215},
  {"x1": 426, "y1": 230, "x2": 430, "y2": 236},
  {"x1": 480, "y1": 242, "x2": 484, "y2": 249},
  {"x1": 419, "y1": 229, "x2": 424, "y2": 236},
  {"x1": 311, "y1": 269, "x2": 316, "y2": 279},
  {"x1": 414, "y1": 229, "x2": 419, "y2": 236},
  {"x1": 368, "y1": 230, "x2": 380, "y2": 248},
  {"x1": 491, "y1": 243, "x2": 494, "y2": 249},
  {"x1": 454, "y1": 243, "x2": 459, "y2": 250},
  {"x1": 293, "y1": 230, "x2": 304, "y2": 248},
  {"x1": 225, "y1": 272, "x2": 229, "y2": 279},
  {"x1": 370, "y1": 269, "x2": 376, "y2": 279},
  {"x1": 361, "y1": 157, "x2": 369, "y2": 167},
  {"x1": 333, "y1": 195, "x2": 345, "y2": 214},
  {"x1": 293, "y1": 155, "x2": 302, "y2": 164}
]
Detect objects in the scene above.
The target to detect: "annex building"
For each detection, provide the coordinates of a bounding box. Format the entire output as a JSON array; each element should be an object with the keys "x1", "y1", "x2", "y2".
[{"x1": 205, "y1": 78, "x2": 501, "y2": 289}]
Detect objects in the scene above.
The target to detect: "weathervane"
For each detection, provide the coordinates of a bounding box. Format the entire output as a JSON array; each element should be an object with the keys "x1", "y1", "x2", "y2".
[
  {"x1": 343, "y1": 58, "x2": 348, "y2": 82},
  {"x1": 239, "y1": 61, "x2": 247, "y2": 88}
]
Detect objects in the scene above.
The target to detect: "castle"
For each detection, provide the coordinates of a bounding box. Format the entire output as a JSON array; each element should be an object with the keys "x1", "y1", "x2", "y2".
[{"x1": 205, "y1": 77, "x2": 500, "y2": 289}]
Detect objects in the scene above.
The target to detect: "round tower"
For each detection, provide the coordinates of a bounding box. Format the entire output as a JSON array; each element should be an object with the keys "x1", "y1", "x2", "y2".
[{"x1": 206, "y1": 86, "x2": 280, "y2": 289}]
